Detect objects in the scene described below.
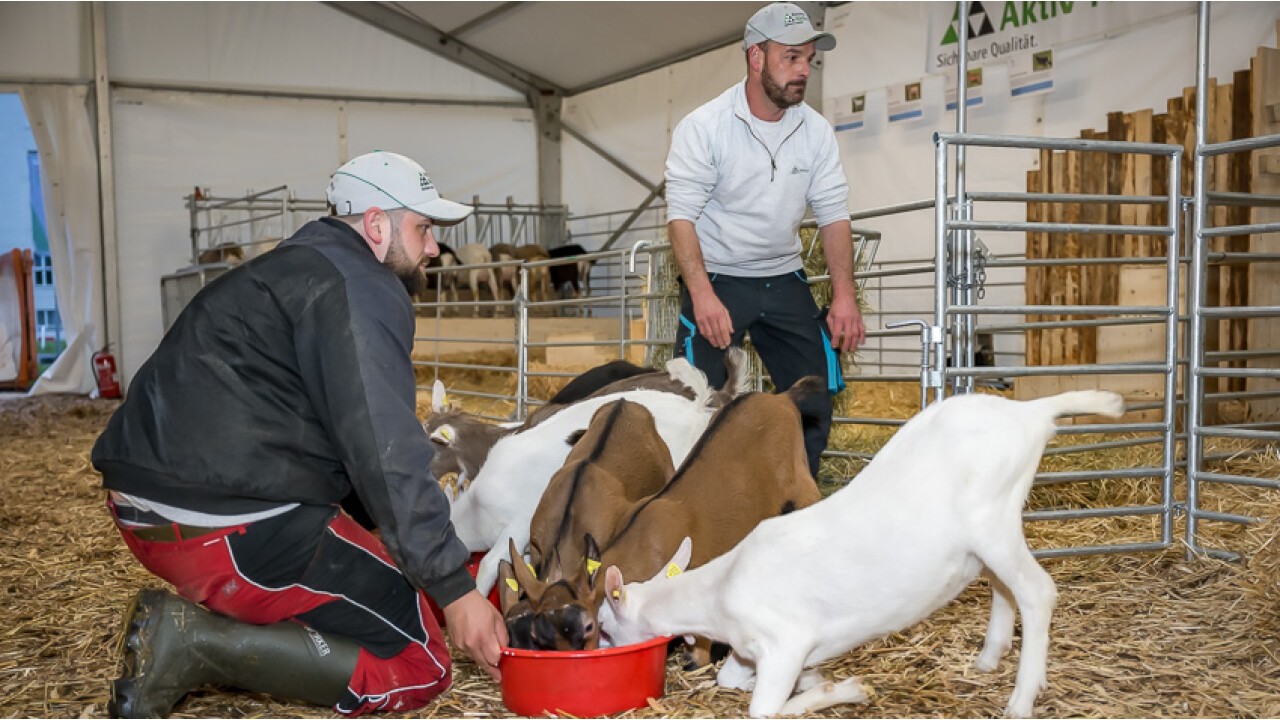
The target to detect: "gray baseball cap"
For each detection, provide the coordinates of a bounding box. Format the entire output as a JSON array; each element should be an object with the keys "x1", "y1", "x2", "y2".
[
  {"x1": 743, "y1": 3, "x2": 836, "y2": 51},
  {"x1": 327, "y1": 151, "x2": 473, "y2": 225}
]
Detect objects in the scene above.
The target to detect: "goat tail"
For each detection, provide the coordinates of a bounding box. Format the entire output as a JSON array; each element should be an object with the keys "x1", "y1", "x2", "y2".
[
  {"x1": 664, "y1": 357, "x2": 714, "y2": 406},
  {"x1": 1027, "y1": 390, "x2": 1125, "y2": 422}
]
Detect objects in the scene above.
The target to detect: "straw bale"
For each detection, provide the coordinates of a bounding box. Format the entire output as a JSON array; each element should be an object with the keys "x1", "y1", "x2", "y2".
[{"x1": 4, "y1": 390, "x2": 1280, "y2": 718}]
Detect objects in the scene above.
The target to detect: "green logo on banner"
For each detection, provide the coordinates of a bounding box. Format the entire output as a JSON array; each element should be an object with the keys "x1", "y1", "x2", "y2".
[{"x1": 942, "y1": 1, "x2": 996, "y2": 45}]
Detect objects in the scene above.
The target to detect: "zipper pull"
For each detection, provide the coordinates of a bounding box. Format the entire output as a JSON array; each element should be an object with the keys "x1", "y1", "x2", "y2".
[{"x1": 770, "y1": 158, "x2": 776, "y2": 182}]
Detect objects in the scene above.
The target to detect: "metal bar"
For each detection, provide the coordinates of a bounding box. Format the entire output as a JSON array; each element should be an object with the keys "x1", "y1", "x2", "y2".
[
  {"x1": 568, "y1": 31, "x2": 742, "y2": 96},
  {"x1": 93, "y1": 1, "x2": 122, "y2": 366},
  {"x1": 324, "y1": 1, "x2": 559, "y2": 96},
  {"x1": 600, "y1": 182, "x2": 667, "y2": 251},
  {"x1": 850, "y1": 197, "x2": 942, "y2": 221},
  {"x1": 1032, "y1": 542, "x2": 1168, "y2": 560},
  {"x1": 1034, "y1": 468, "x2": 1166, "y2": 485},
  {"x1": 1201, "y1": 221, "x2": 1280, "y2": 237},
  {"x1": 1160, "y1": 146, "x2": 1182, "y2": 548},
  {"x1": 932, "y1": 137, "x2": 948, "y2": 405},
  {"x1": 968, "y1": 191, "x2": 1167, "y2": 205},
  {"x1": 1194, "y1": 427, "x2": 1280, "y2": 441},
  {"x1": 449, "y1": 2, "x2": 523, "y2": 37},
  {"x1": 411, "y1": 360, "x2": 516, "y2": 374},
  {"x1": 1195, "y1": 366, "x2": 1280, "y2": 378},
  {"x1": 949, "y1": 219, "x2": 1174, "y2": 236},
  {"x1": 946, "y1": 363, "x2": 1167, "y2": 378},
  {"x1": 1198, "y1": 133, "x2": 1280, "y2": 156},
  {"x1": 1193, "y1": 472, "x2": 1280, "y2": 490},
  {"x1": 563, "y1": 123, "x2": 660, "y2": 194},
  {"x1": 1191, "y1": 509, "x2": 1260, "y2": 525},
  {"x1": 113, "y1": 79, "x2": 528, "y2": 109},
  {"x1": 949, "y1": 304, "x2": 1170, "y2": 315},
  {"x1": 977, "y1": 316, "x2": 1163, "y2": 333},
  {"x1": 1042, "y1": 436, "x2": 1163, "y2": 456},
  {"x1": 937, "y1": 131, "x2": 1180, "y2": 155},
  {"x1": 516, "y1": 267, "x2": 528, "y2": 420},
  {"x1": 1207, "y1": 190, "x2": 1280, "y2": 208},
  {"x1": 1023, "y1": 505, "x2": 1165, "y2": 522}
]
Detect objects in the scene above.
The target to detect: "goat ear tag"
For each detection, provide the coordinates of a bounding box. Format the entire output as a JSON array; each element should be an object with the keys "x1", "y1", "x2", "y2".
[
  {"x1": 526, "y1": 562, "x2": 537, "y2": 579},
  {"x1": 665, "y1": 563, "x2": 682, "y2": 578},
  {"x1": 586, "y1": 558, "x2": 601, "y2": 575},
  {"x1": 429, "y1": 426, "x2": 455, "y2": 445},
  {"x1": 505, "y1": 578, "x2": 519, "y2": 592}
]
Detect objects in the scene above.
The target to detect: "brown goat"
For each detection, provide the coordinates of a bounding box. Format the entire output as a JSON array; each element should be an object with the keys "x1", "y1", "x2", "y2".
[
  {"x1": 500, "y1": 400, "x2": 676, "y2": 650},
  {"x1": 527, "y1": 399, "x2": 676, "y2": 580},
  {"x1": 508, "y1": 376, "x2": 826, "y2": 661}
]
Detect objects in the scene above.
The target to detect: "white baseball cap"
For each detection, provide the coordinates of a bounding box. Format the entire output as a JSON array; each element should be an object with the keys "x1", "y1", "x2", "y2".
[
  {"x1": 327, "y1": 151, "x2": 473, "y2": 225},
  {"x1": 743, "y1": 3, "x2": 836, "y2": 51}
]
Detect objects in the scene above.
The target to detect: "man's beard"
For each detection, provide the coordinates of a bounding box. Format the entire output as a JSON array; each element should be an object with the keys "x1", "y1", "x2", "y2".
[
  {"x1": 383, "y1": 222, "x2": 427, "y2": 296},
  {"x1": 761, "y1": 63, "x2": 806, "y2": 109}
]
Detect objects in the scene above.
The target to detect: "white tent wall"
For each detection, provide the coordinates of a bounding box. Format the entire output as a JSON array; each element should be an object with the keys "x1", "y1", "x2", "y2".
[
  {"x1": 2, "y1": 2, "x2": 539, "y2": 387},
  {"x1": 562, "y1": 46, "x2": 745, "y2": 243},
  {"x1": 104, "y1": 3, "x2": 522, "y2": 103},
  {"x1": 0, "y1": 3, "x2": 91, "y2": 82}
]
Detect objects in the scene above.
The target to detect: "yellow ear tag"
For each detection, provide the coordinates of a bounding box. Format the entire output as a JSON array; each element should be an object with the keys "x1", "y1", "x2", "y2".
[
  {"x1": 526, "y1": 562, "x2": 537, "y2": 579},
  {"x1": 665, "y1": 563, "x2": 682, "y2": 578},
  {"x1": 440, "y1": 426, "x2": 454, "y2": 442},
  {"x1": 505, "y1": 578, "x2": 519, "y2": 592},
  {"x1": 586, "y1": 559, "x2": 601, "y2": 575},
  {"x1": 611, "y1": 588, "x2": 623, "y2": 600}
]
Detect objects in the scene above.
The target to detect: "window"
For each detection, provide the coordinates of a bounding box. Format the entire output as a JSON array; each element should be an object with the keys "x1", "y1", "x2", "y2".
[{"x1": 32, "y1": 252, "x2": 53, "y2": 286}]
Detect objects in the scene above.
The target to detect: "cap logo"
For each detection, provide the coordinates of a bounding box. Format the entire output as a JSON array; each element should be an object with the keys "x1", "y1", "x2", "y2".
[
  {"x1": 419, "y1": 172, "x2": 434, "y2": 191},
  {"x1": 783, "y1": 11, "x2": 807, "y2": 27}
]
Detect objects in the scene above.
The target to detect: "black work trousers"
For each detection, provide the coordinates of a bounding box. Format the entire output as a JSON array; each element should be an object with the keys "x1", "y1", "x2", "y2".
[{"x1": 674, "y1": 271, "x2": 843, "y2": 477}]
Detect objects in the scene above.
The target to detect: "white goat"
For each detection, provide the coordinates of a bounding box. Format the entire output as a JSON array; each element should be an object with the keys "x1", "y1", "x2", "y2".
[
  {"x1": 453, "y1": 357, "x2": 745, "y2": 594},
  {"x1": 600, "y1": 390, "x2": 1125, "y2": 719},
  {"x1": 454, "y1": 243, "x2": 501, "y2": 316}
]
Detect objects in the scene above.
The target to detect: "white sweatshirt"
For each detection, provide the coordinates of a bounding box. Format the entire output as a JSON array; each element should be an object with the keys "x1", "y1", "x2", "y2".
[{"x1": 665, "y1": 80, "x2": 850, "y2": 277}]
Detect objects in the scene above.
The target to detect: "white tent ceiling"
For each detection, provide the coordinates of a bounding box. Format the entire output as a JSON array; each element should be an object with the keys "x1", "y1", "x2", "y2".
[{"x1": 330, "y1": 1, "x2": 772, "y2": 96}]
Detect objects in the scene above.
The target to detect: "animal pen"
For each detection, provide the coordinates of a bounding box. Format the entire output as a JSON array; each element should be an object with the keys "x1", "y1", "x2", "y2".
[{"x1": 4, "y1": 3, "x2": 1280, "y2": 718}]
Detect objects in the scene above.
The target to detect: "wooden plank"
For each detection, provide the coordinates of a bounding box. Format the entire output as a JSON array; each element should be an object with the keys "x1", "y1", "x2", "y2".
[
  {"x1": 1026, "y1": 168, "x2": 1042, "y2": 366},
  {"x1": 1249, "y1": 45, "x2": 1280, "y2": 420},
  {"x1": 1063, "y1": 147, "x2": 1083, "y2": 364},
  {"x1": 1048, "y1": 149, "x2": 1068, "y2": 364},
  {"x1": 1130, "y1": 110, "x2": 1155, "y2": 258},
  {"x1": 1225, "y1": 69, "x2": 1253, "y2": 391}
]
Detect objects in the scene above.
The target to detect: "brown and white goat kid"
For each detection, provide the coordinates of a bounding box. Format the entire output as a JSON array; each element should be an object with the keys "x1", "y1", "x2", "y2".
[
  {"x1": 600, "y1": 390, "x2": 1126, "y2": 719},
  {"x1": 512, "y1": 378, "x2": 827, "y2": 659},
  {"x1": 453, "y1": 352, "x2": 750, "y2": 594},
  {"x1": 500, "y1": 399, "x2": 676, "y2": 650}
]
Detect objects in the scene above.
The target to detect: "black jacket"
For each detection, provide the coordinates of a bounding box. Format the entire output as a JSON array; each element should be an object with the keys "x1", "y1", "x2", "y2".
[{"x1": 92, "y1": 217, "x2": 473, "y2": 607}]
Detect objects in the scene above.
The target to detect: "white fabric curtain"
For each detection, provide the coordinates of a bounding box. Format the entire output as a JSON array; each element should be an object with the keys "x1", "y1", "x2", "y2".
[
  {"x1": 0, "y1": 253, "x2": 22, "y2": 382},
  {"x1": 20, "y1": 84, "x2": 102, "y2": 396}
]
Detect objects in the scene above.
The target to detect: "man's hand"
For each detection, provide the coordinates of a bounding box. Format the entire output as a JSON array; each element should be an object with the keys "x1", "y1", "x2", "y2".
[
  {"x1": 441, "y1": 590, "x2": 508, "y2": 681},
  {"x1": 692, "y1": 290, "x2": 734, "y2": 350},
  {"x1": 826, "y1": 290, "x2": 866, "y2": 353}
]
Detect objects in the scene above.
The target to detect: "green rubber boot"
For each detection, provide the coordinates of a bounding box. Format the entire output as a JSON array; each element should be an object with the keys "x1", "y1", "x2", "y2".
[{"x1": 109, "y1": 588, "x2": 360, "y2": 718}]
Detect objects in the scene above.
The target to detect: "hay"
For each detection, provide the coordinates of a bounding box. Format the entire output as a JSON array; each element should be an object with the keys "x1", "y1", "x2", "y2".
[{"x1": 4, "y1": 390, "x2": 1280, "y2": 718}]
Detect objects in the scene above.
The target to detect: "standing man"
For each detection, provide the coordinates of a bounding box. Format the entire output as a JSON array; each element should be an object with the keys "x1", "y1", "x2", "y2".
[
  {"x1": 667, "y1": 2, "x2": 866, "y2": 476},
  {"x1": 92, "y1": 151, "x2": 506, "y2": 718}
]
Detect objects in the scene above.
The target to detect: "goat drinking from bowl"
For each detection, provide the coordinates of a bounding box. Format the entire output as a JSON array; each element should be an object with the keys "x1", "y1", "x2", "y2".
[{"x1": 599, "y1": 390, "x2": 1126, "y2": 718}]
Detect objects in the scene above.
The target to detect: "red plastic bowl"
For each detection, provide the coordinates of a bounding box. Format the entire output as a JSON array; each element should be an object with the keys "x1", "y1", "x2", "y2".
[
  {"x1": 499, "y1": 635, "x2": 671, "y2": 717},
  {"x1": 426, "y1": 551, "x2": 502, "y2": 627}
]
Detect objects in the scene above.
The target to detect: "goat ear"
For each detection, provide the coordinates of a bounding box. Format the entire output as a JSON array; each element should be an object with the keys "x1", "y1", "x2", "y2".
[
  {"x1": 604, "y1": 566, "x2": 626, "y2": 610},
  {"x1": 497, "y1": 560, "x2": 520, "y2": 614},
  {"x1": 429, "y1": 423, "x2": 457, "y2": 446},
  {"x1": 431, "y1": 380, "x2": 450, "y2": 413},
  {"x1": 648, "y1": 536, "x2": 692, "y2": 583},
  {"x1": 508, "y1": 539, "x2": 545, "y2": 602}
]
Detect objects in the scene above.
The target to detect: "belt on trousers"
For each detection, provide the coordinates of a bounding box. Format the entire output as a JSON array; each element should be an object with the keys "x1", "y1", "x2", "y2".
[{"x1": 125, "y1": 523, "x2": 230, "y2": 543}]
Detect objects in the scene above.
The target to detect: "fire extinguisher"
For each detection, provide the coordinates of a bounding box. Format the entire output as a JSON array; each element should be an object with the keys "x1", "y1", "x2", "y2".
[{"x1": 92, "y1": 346, "x2": 122, "y2": 399}]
